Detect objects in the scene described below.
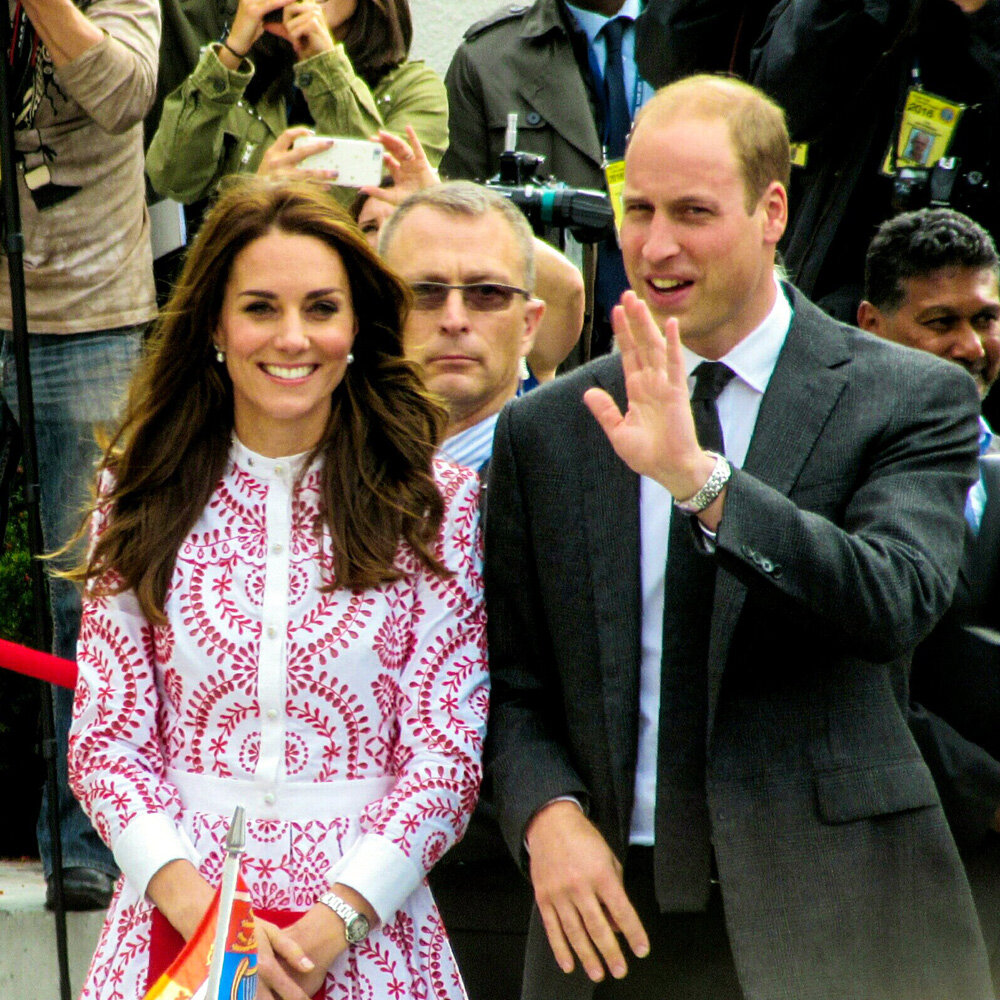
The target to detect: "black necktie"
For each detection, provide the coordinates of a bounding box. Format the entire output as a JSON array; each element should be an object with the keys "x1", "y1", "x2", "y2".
[
  {"x1": 654, "y1": 361, "x2": 734, "y2": 911},
  {"x1": 600, "y1": 17, "x2": 631, "y2": 160}
]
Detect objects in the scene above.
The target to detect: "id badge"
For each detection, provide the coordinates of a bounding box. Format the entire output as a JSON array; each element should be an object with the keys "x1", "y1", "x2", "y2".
[
  {"x1": 881, "y1": 87, "x2": 965, "y2": 176},
  {"x1": 604, "y1": 158, "x2": 625, "y2": 242}
]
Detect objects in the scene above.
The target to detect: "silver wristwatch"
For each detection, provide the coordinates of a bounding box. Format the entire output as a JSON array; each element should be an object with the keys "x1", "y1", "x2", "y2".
[
  {"x1": 673, "y1": 451, "x2": 732, "y2": 514},
  {"x1": 317, "y1": 891, "x2": 371, "y2": 944}
]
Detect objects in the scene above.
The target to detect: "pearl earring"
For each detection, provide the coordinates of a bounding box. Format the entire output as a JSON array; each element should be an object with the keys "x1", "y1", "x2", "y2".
[
  {"x1": 347, "y1": 353, "x2": 354, "y2": 364},
  {"x1": 215, "y1": 346, "x2": 225, "y2": 363}
]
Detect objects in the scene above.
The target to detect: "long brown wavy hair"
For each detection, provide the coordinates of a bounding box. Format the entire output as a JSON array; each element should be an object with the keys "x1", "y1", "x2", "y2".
[{"x1": 73, "y1": 176, "x2": 449, "y2": 623}]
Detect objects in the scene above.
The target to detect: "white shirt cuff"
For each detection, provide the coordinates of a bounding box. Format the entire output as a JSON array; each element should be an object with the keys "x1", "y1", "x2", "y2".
[
  {"x1": 325, "y1": 834, "x2": 423, "y2": 926},
  {"x1": 113, "y1": 813, "x2": 199, "y2": 899}
]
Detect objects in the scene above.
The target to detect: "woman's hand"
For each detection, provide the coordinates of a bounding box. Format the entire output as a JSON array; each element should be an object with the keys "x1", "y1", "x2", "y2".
[
  {"x1": 255, "y1": 917, "x2": 318, "y2": 1000},
  {"x1": 146, "y1": 860, "x2": 217, "y2": 942},
  {"x1": 257, "y1": 127, "x2": 339, "y2": 184},
  {"x1": 275, "y1": 884, "x2": 379, "y2": 996},
  {"x1": 360, "y1": 126, "x2": 440, "y2": 207},
  {"x1": 282, "y1": 0, "x2": 335, "y2": 62},
  {"x1": 221, "y1": 0, "x2": 294, "y2": 69}
]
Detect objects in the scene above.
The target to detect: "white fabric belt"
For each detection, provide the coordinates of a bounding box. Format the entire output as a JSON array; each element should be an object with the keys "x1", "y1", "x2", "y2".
[{"x1": 166, "y1": 768, "x2": 396, "y2": 822}]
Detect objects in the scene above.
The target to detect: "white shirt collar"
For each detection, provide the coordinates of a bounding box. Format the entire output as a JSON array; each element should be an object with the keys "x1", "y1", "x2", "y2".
[
  {"x1": 564, "y1": 0, "x2": 642, "y2": 45},
  {"x1": 681, "y1": 274, "x2": 792, "y2": 395}
]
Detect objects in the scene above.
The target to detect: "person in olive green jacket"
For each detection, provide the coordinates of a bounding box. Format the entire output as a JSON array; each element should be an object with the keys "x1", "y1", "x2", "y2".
[{"x1": 146, "y1": 0, "x2": 446, "y2": 206}]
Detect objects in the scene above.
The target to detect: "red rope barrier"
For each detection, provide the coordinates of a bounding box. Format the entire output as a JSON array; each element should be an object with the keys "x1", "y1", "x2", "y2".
[{"x1": 0, "y1": 636, "x2": 76, "y2": 688}]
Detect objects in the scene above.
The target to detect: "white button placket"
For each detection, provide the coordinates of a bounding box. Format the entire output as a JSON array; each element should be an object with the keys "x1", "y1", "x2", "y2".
[{"x1": 255, "y1": 461, "x2": 293, "y2": 818}]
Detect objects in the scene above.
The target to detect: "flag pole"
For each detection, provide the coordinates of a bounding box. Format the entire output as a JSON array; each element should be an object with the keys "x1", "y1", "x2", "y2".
[{"x1": 205, "y1": 806, "x2": 246, "y2": 1000}]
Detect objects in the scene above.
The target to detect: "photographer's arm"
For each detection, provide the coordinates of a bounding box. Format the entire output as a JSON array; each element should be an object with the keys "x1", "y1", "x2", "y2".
[
  {"x1": 19, "y1": 0, "x2": 100, "y2": 64},
  {"x1": 24, "y1": 0, "x2": 159, "y2": 131},
  {"x1": 530, "y1": 240, "x2": 584, "y2": 382}
]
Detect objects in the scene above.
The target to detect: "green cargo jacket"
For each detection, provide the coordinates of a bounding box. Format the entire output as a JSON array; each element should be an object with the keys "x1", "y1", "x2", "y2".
[{"x1": 146, "y1": 43, "x2": 447, "y2": 205}]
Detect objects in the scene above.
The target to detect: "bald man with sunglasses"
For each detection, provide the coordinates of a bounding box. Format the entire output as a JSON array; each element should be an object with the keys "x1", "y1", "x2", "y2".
[{"x1": 380, "y1": 181, "x2": 546, "y2": 480}]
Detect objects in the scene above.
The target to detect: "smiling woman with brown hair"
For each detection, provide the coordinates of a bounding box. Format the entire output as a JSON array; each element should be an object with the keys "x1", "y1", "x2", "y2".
[{"x1": 65, "y1": 177, "x2": 487, "y2": 1000}]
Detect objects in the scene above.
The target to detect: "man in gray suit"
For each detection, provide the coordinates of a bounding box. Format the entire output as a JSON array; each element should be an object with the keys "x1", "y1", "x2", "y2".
[
  {"x1": 485, "y1": 75, "x2": 992, "y2": 998},
  {"x1": 857, "y1": 207, "x2": 1000, "y2": 987}
]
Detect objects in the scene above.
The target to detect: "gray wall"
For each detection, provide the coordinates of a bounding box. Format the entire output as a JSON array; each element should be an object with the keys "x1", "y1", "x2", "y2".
[{"x1": 410, "y1": 0, "x2": 501, "y2": 77}]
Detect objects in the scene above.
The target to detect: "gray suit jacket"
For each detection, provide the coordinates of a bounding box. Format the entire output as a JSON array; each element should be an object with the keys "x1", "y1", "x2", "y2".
[{"x1": 485, "y1": 288, "x2": 992, "y2": 999}]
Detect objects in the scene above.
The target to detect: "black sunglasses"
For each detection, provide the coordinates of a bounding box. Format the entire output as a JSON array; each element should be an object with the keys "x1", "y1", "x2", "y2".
[{"x1": 409, "y1": 281, "x2": 531, "y2": 312}]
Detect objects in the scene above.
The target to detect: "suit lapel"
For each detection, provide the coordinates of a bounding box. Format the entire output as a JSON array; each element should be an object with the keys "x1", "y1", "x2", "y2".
[
  {"x1": 583, "y1": 360, "x2": 642, "y2": 841},
  {"x1": 707, "y1": 292, "x2": 852, "y2": 732}
]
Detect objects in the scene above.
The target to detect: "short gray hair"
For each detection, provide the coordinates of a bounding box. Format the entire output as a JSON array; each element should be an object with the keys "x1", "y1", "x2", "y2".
[{"x1": 380, "y1": 180, "x2": 536, "y2": 290}]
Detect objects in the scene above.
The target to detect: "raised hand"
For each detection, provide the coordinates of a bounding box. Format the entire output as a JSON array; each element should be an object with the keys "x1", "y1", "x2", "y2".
[
  {"x1": 222, "y1": 0, "x2": 295, "y2": 65},
  {"x1": 584, "y1": 291, "x2": 716, "y2": 504},
  {"x1": 359, "y1": 126, "x2": 440, "y2": 207},
  {"x1": 526, "y1": 800, "x2": 649, "y2": 982},
  {"x1": 281, "y1": 0, "x2": 335, "y2": 62}
]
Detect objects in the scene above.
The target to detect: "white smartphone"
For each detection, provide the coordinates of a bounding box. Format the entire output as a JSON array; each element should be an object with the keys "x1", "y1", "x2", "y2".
[{"x1": 292, "y1": 135, "x2": 384, "y2": 188}]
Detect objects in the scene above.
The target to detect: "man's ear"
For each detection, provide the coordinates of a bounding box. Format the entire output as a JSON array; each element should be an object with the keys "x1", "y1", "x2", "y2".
[
  {"x1": 521, "y1": 298, "x2": 546, "y2": 357},
  {"x1": 856, "y1": 300, "x2": 883, "y2": 334},
  {"x1": 761, "y1": 181, "x2": 788, "y2": 245}
]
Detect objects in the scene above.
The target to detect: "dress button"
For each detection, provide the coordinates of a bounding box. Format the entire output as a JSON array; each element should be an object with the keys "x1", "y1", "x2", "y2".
[
  {"x1": 264, "y1": 792, "x2": 276, "y2": 805},
  {"x1": 267, "y1": 708, "x2": 278, "y2": 720},
  {"x1": 274, "y1": 464, "x2": 284, "y2": 476},
  {"x1": 266, "y1": 625, "x2": 277, "y2": 639},
  {"x1": 272, "y1": 542, "x2": 283, "y2": 554}
]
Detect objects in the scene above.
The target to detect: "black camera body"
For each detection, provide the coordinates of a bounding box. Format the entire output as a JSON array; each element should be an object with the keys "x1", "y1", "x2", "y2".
[
  {"x1": 892, "y1": 156, "x2": 991, "y2": 217},
  {"x1": 486, "y1": 149, "x2": 615, "y2": 244}
]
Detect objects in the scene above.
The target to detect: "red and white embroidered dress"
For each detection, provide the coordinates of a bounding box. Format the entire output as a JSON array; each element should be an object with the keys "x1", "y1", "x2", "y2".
[{"x1": 68, "y1": 440, "x2": 488, "y2": 1000}]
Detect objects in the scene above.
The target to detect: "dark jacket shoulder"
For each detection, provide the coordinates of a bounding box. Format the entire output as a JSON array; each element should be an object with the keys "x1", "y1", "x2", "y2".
[{"x1": 463, "y1": 3, "x2": 532, "y2": 41}]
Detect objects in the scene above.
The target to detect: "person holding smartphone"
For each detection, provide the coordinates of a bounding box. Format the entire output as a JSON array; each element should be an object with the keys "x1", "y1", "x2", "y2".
[{"x1": 146, "y1": 0, "x2": 445, "y2": 206}]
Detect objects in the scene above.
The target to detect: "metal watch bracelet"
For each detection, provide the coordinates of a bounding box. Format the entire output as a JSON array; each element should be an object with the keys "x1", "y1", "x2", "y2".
[{"x1": 673, "y1": 451, "x2": 731, "y2": 514}]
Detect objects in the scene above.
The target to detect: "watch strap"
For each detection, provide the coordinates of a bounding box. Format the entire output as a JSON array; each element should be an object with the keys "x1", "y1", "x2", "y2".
[{"x1": 673, "y1": 451, "x2": 731, "y2": 514}]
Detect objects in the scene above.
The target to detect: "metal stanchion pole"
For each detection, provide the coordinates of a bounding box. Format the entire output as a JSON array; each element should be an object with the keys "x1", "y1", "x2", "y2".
[{"x1": 0, "y1": 10, "x2": 72, "y2": 1000}]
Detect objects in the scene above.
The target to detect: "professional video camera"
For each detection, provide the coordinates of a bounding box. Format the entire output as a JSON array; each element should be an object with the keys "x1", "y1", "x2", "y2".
[{"x1": 485, "y1": 114, "x2": 614, "y2": 245}]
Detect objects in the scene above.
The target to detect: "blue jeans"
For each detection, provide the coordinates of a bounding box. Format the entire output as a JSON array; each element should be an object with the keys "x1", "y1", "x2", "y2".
[{"x1": 1, "y1": 328, "x2": 143, "y2": 877}]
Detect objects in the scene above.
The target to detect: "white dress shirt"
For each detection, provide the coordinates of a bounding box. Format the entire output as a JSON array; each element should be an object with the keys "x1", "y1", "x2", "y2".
[{"x1": 630, "y1": 279, "x2": 792, "y2": 843}]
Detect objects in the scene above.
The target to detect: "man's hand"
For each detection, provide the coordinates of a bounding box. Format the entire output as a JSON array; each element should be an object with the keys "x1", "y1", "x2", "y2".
[
  {"x1": 526, "y1": 800, "x2": 649, "y2": 982},
  {"x1": 584, "y1": 291, "x2": 717, "y2": 506}
]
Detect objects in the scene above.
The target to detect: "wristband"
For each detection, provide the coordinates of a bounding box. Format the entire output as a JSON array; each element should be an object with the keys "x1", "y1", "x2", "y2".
[{"x1": 220, "y1": 39, "x2": 248, "y2": 60}]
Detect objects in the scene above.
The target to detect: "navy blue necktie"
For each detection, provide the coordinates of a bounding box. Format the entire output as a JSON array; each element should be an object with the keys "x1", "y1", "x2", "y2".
[
  {"x1": 654, "y1": 361, "x2": 734, "y2": 910},
  {"x1": 600, "y1": 16, "x2": 631, "y2": 160}
]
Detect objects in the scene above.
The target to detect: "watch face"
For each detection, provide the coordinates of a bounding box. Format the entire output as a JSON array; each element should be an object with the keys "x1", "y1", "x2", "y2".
[{"x1": 345, "y1": 913, "x2": 370, "y2": 944}]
